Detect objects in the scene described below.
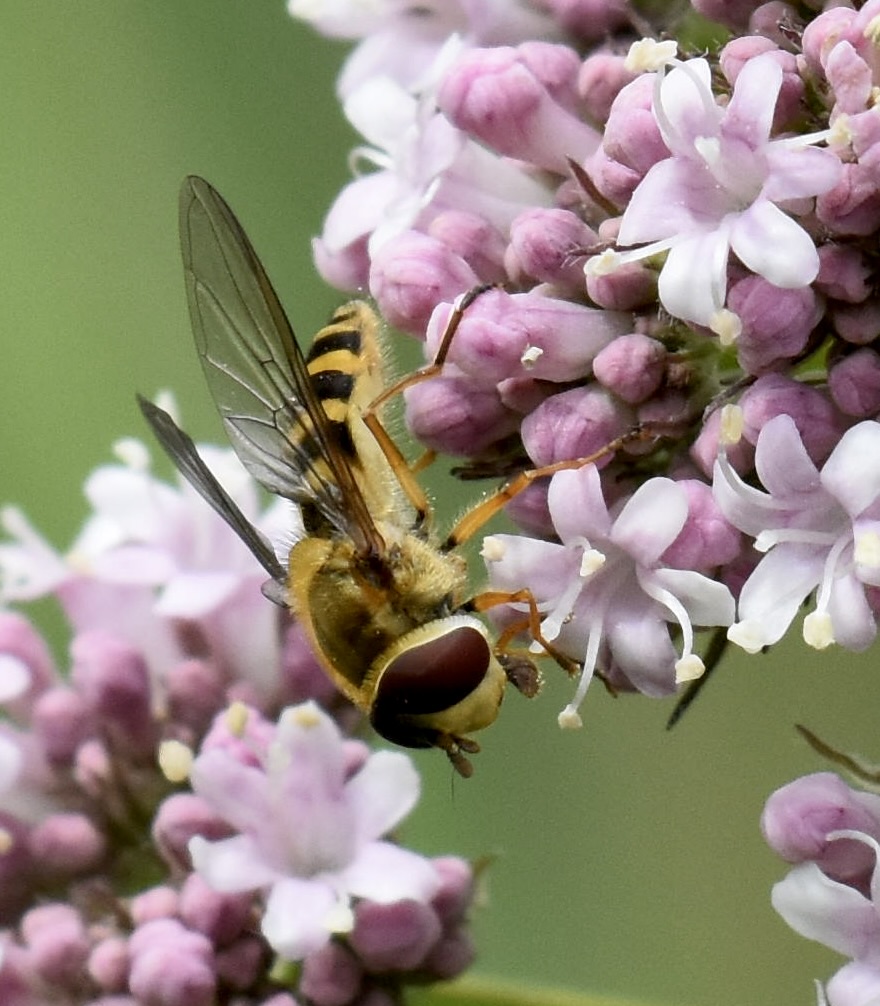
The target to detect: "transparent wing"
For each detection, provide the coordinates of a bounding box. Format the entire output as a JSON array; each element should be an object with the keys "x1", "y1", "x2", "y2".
[
  {"x1": 137, "y1": 395, "x2": 286, "y2": 584},
  {"x1": 179, "y1": 175, "x2": 384, "y2": 557}
]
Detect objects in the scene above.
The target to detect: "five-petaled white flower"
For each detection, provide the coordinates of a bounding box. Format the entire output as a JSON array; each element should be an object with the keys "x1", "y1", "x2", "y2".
[{"x1": 189, "y1": 701, "x2": 440, "y2": 961}]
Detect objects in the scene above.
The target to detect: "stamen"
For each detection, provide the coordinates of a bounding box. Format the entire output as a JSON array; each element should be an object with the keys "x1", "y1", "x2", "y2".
[
  {"x1": 854, "y1": 529, "x2": 880, "y2": 569},
  {"x1": 624, "y1": 38, "x2": 678, "y2": 74},
  {"x1": 710, "y1": 309, "x2": 742, "y2": 346},
  {"x1": 558, "y1": 612, "x2": 604, "y2": 728},
  {"x1": 803, "y1": 610, "x2": 834, "y2": 649},
  {"x1": 727, "y1": 619, "x2": 767, "y2": 654},
  {"x1": 158, "y1": 739, "x2": 194, "y2": 783},
  {"x1": 719, "y1": 405, "x2": 744, "y2": 446}
]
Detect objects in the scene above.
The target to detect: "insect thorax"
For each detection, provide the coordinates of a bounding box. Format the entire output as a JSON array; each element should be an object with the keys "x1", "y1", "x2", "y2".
[{"x1": 287, "y1": 530, "x2": 469, "y2": 708}]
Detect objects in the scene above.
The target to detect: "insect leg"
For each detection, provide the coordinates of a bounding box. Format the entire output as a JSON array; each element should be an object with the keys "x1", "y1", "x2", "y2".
[
  {"x1": 469, "y1": 587, "x2": 580, "y2": 680},
  {"x1": 443, "y1": 428, "x2": 647, "y2": 551}
]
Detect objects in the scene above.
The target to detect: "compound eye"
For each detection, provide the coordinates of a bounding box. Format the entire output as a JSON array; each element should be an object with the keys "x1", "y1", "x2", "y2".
[{"x1": 375, "y1": 624, "x2": 491, "y2": 717}]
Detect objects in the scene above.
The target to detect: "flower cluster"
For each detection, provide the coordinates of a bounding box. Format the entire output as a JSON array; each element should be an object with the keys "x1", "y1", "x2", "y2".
[
  {"x1": 763, "y1": 770, "x2": 880, "y2": 1006},
  {"x1": 0, "y1": 435, "x2": 476, "y2": 1005},
  {"x1": 288, "y1": 0, "x2": 880, "y2": 728}
]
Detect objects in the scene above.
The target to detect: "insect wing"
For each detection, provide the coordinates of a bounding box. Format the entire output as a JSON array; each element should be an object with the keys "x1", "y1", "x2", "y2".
[
  {"x1": 179, "y1": 176, "x2": 384, "y2": 556},
  {"x1": 137, "y1": 395, "x2": 286, "y2": 584}
]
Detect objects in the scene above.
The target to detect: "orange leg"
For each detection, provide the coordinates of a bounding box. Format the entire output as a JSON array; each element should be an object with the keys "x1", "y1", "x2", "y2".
[
  {"x1": 444, "y1": 428, "x2": 646, "y2": 550},
  {"x1": 469, "y1": 587, "x2": 581, "y2": 678}
]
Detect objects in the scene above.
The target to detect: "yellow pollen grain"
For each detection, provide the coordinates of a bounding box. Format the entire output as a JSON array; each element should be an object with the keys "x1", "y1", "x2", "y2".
[
  {"x1": 579, "y1": 549, "x2": 605, "y2": 577},
  {"x1": 480, "y1": 536, "x2": 506, "y2": 562},
  {"x1": 675, "y1": 654, "x2": 704, "y2": 683},
  {"x1": 558, "y1": 707, "x2": 583, "y2": 730},
  {"x1": 711, "y1": 308, "x2": 742, "y2": 346},
  {"x1": 521, "y1": 345, "x2": 543, "y2": 369},
  {"x1": 0, "y1": 828, "x2": 13, "y2": 854},
  {"x1": 585, "y1": 248, "x2": 621, "y2": 277},
  {"x1": 225, "y1": 700, "x2": 250, "y2": 737},
  {"x1": 289, "y1": 702, "x2": 322, "y2": 729},
  {"x1": 864, "y1": 15, "x2": 880, "y2": 47},
  {"x1": 803, "y1": 610, "x2": 835, "y2": 650},
  {"x1": 158, "y1": 739, "x2": 194, "y2": 783},
  {"x1": 625, "y1": 38, "x2": 678, "y2": 73},
  {"x1": 719, "y1": 405, "x2": 744, "y2": 447}
]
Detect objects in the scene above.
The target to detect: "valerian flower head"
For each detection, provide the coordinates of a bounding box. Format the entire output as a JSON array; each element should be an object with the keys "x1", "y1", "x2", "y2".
[
  {"x1": 607, "y1": 52, "x2": 841, "y2": 334},
  {"x1": 483, "y1": 465, "x2": 735, "y2": 726},
  {"x1": 713, "y1": 413, "x2": 880, "y2": 655},
  {"x1": 189, "y1": 701, "x2": 440, "y2": 960}
]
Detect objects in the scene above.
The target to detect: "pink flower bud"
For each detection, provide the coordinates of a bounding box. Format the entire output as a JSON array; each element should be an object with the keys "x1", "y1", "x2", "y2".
[
  {"x1": 0, "y1": 613, "x2": 54, "y2": 714},
  {"x1": 152, "y1": 794, "x2": 229, "y2": 872},
  {"x1": 692, "y1": 0, "x2": 760, "y2": 29},
  {"x1": 425, "y1": 289, "x2": 629, "y2": 384},
  {"x1": 739, "y1": 374, "x2": 846, "y2": 464},
  {"x1": 720, "y1": 39, "x2": 803, "y2": 129},
  {"x1": 577, "y1": 52, "x2": 636, "y2": 124},
  {"x1": 404, "y1": 376, "x2": 520, "y2": 456},
  {"x1": 748, "y1": 4, "x2": 803, "y2": 49},
  {"x1": 87, "y1": 937, "x2": 130, "y2": 992},
  {"x1": 427, "y1": 211, "x2": 507, "y2": 284},
  {"x1": 369, "y1": 231, "x2": 479, "y2": 336},
  {"x1": 829, "y1": 348, "x2": 880, "y2": 416},
  {"x1": 21, "y1": 903, "x2": 89, "y2": 986},
  {"x1": 28, "y1": 813, "x2": 105, "y2": 876},
  {"x1": 420, "y1": 928, "x2": 476, "y2": 980},
  {"x1": 505, "y1": 208, "x2": 597, "y2": 292},
  {"x1": 521, "y1": 385, "x2": 635, "y2": 467},
  {"x1": 32, "y1": 687, "x2": 92, "y2": 765},
  {"x1": 438, "y1": 45, "x2": 599, "y2": 173},
  {"x1": 690, "y1": 409, "x2": 755, "y2": 478},
  {"x1": 299, "y1": 941, "x2": 363, "y2": 1006},
  {"x1": 128, "y1": 920, "x2": 216, "y2": 1006},
  {"x1": 601, "y1": 74, "x2": 665, "y2": 179},
  {"x1": 539, "y1": 0, "x2": 628, "y2": 38},
  {"x1": 584, "y1": 147, "x2": 641, "y2": 206},
  {"x1": 179, "y1": 873, "x2": 252, "y2": 947},
  {"x1": 659, "y1": 480, "x2": 741, "y2": 572},
  {"x1": 165, "y1": 660, "x2": 225, "y2": 737},
  {"x1": 73, "y1": 739, "x2": 111, "y2": 797},
  {"x1": 592, "y1": 333, "x2": 666, "y2": 404},
  {"x1": 312, "y1": 233, "x2": 369, "y2": 293},
  {"x1": 726, "y1": 276, "x2": 820, "y2": 374},
  {"x1": 817, "y1": 163, "x2": 880, "y2": 237},
  {"x1": 349, "y1": 899, "x2": 442, "y2": 972},
  {"x1": 815, "y1": 244, "x2": 872, "y2": 303},
  {"x1": 585, "y1": 258, "x2": 657, "y2": 311},
  {"x1": 831, "y1": 300, "x2": 880, "y2": 345},
  {"x1": 502, "y1": 481, "x2": 554, "y2": 538},
  {"x1": 260, "y1": 995, "x2": 299, "y2": 1006},
  {"x1": 429, "y1": 857, "x2": 474, "y2": 927},
  {"x1": 762, "y1": 772, "x2": 880, "y2": 885},
  {"x1": 70, "y1": 633, "x2": 156, "y2": 759},
  {"x1": 213, "y1": 935, "x2": 265, "y2": 990},
  {"x1": 802, "y1": 6, "x2": 858, "y2": 77},
  {"x1": 129, "y1": 887, "x2": 180, "y2": 926}
]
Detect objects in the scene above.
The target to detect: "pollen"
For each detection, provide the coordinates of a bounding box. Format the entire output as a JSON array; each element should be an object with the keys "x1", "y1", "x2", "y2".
[
  {"x1": 520, "y1": 345, "x2": 543, "y2": 368},
  {"x1": 675, "y1": 654, "x2": 705, "y2": 683},
  {"x1": 158, "y1": 739, "x2": 194, "y2": 783},
  {"x1": 225, "y1": 700, "x2": 250, "y2": 736},
  {"x1": 288, "y1": 702, "x2": 323, "y2": 729},
  {"x1": 727, "y1": 618, "x2": 766, "y2": 654},
  {"x1": 719, "y1": 404, "x2": 744, "y2": 447},
  {"x1": 557, "y1": 706, "x2": 583, "y2": 730},
  {"x1": 803, "y1": 610, "x2": 835, "y2": 650},
  {"x1": 585, "y1": 248, "x2": 622, "y2": 277},
  {"x1": 624, "y1": 38, "x2": 678, "y2": 73},
  {"x1": 0, "y1": 827, "x2": 13, "y2": 855},
  {"x1": 711, "y1": 308, "x2": 742, "y2": 346},
  {"x1": 480, "y1": 535, "x2": 506, "y2": 562},
  {"x1": 579, "y1": 548, "x2": 606, "y2": 577}
]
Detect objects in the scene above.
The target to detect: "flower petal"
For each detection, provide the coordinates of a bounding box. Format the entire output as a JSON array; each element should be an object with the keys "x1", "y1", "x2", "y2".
[
  {"x1": 342, "y1": 840, "x2": 440, "y2": 904},
  {"x1": 347, "y1": 750, "x2": 421, "y2": 844},
  {"x1": 729, "y1": 200, "x2": 819, "y2": 288},
  {"x1": 611, "y1": 478, "x2": 688, "y2": 564},
  {"x1": 189, "y1": 833, "x2": 278, "y2": 892},
  {"x1": 262, "y1": 876, "x2": 340, "y2": 960}
]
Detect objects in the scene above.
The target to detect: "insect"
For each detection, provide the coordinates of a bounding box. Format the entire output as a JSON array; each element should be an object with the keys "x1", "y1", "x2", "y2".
[{"x1": 140, "y1": 176, "x2": 575, "y2": 776}]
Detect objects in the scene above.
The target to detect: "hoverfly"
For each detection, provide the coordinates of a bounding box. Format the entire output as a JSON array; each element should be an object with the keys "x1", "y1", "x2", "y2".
[{"x1": 139, "y1": 177, "x2": 555, "y2": 776}]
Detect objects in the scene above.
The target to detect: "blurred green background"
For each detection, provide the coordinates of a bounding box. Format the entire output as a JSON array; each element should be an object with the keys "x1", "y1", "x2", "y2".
[{"x1": 1, "y1": 5, "x2": 873, "y2": 1005}]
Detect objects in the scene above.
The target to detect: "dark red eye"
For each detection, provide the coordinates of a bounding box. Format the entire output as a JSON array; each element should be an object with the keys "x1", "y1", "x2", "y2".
[{"x1": 374, "y1": 625, "x2": 491, "y2": 717}]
